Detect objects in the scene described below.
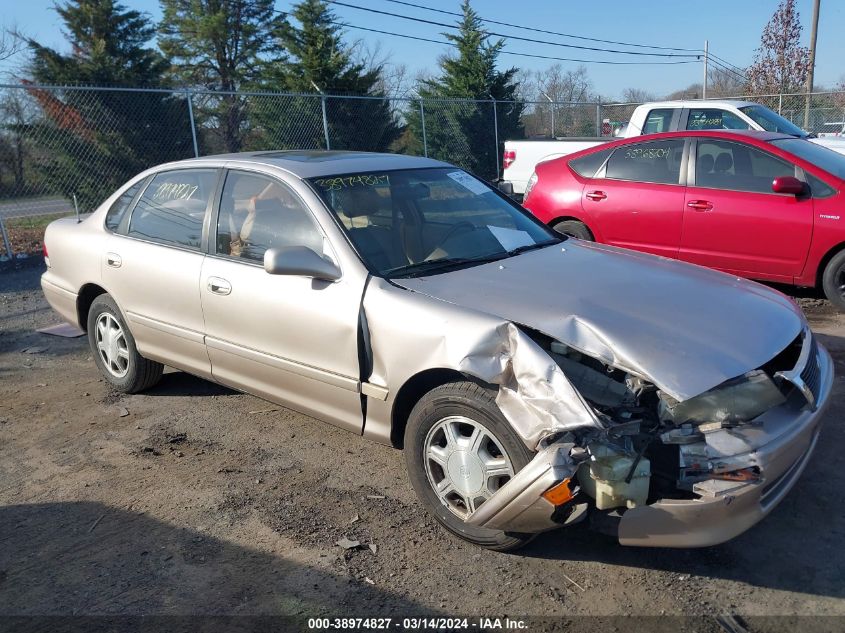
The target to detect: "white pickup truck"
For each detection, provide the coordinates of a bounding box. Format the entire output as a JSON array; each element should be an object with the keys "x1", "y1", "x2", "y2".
[{"x1": 500, "y1": 99, "x2": 845, "y2": 197}]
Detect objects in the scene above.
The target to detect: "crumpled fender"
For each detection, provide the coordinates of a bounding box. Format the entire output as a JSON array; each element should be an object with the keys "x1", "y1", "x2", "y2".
[{"x1": 361, "y1": 278, "x2": 601, "y2": 449}]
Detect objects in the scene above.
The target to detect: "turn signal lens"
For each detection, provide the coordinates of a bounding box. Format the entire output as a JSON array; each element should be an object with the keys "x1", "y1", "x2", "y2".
[{"x1": 542, "y1": 477, "x2": 574, "y2": 506}]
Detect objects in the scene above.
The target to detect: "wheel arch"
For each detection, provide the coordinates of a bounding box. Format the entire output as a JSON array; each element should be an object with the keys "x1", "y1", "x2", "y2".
[
  {"x1": 548, "y1": 215, "x2": 596, "y2": 240},
  {"x1": 390, "y1": 368, "x2": 467, "y2": 449},
  {"x1": 815, "y1": 241, "x2": 845, "y2": 287},
  {"x1": 76, "y1": 283, "x2": 109, "y2": 332}
]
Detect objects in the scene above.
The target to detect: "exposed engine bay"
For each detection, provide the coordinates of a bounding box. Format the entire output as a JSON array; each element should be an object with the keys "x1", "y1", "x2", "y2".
[{"x1": 507, "y1": 328, "x2": 819, "y2": 528}]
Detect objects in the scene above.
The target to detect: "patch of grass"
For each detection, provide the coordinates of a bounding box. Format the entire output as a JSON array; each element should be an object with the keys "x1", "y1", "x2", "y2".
[{"x1": 5, "y1": 212, "x2": 71, "y2": 231}]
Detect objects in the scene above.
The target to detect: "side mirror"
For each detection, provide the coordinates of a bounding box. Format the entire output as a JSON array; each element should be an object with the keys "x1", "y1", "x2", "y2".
[
  {"x1": 263, "y1": 246, "x2": 341, "y2": 281},
  {"x1": 497, "y1": 180, "x2": 514, "y2": 196},
  {"x1": 772, "y1": 176, "x2": 807, "y2": 196}
]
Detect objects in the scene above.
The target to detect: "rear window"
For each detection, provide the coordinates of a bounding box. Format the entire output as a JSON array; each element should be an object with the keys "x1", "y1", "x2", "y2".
[
  {"x1": 569, "y1": 147, "x2": 613, "y2": 178},
  {"x1": 642, "y1": 108, "x2": 674, "y2": 134},
  {"x1": 105, "y1": 181, "x2": 143, "y2": 232},
  {"x1": 605, "y1": 139, "x2": 685, "y2": 185},
  {"x1": 128, "y1": 169, "x2": 217, "y2": 249}
]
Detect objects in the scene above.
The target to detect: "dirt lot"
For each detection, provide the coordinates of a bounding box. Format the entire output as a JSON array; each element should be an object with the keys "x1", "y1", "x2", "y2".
[{"x1": 2, "y1": 262, "x2": 845, "y2": 628}]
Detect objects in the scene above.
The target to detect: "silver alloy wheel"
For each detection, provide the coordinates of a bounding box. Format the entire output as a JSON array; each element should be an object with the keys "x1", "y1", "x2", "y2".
[
  {"x1": 95, "y1": 312, "x2": 130, "y2": 378},
  {"x1": 423, "y1": 415, "x2": 515, "y2": 520}
]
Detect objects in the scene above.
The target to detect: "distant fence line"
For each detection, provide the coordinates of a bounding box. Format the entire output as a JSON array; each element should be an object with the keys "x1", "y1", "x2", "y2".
[{"x1": 1, "y1": 82, "x2": 844, "y2": 259}]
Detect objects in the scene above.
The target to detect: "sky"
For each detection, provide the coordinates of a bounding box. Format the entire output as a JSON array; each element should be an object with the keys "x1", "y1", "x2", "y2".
[{"x1": 2, "y1": 0, "x2": 843, "y2": 100}]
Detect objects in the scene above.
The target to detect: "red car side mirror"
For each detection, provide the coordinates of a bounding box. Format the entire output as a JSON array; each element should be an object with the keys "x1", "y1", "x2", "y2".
[{"x1": 772, "y1": 176, "x2": 807, "y2": 195}]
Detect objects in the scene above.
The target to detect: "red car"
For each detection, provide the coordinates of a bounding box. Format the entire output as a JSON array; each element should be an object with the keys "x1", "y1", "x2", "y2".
[{"x1": 522, "y1": 130, "x2": 845, "y2": 309}]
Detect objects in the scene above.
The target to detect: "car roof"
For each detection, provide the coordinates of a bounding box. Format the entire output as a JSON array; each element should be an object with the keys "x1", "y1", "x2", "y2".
[
  {"x1": 164, "y1": 150, "x2": 452, "y2": 178},
  {"x1": 610, "y1": 129, "x2": 795, "y2": 146},
  {"x1": 640, "y1": 99, "x2": 758, "y2": 109}
]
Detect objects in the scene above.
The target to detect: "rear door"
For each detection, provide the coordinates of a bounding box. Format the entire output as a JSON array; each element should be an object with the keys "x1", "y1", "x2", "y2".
[
  {"x1": 679, "y1": 138, "x2": 812, "y2": 280},
  {"x1": 104, "y1": 167, "x2": 219, "y2": 378},
  {"x1": 581, "y1": 137, "x2": 687, "y2": 258}
]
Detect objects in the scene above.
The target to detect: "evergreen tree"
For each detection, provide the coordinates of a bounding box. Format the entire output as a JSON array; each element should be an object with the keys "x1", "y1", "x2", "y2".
[
  {"x1": 254, "y1": 0, "x2": 399, "y2": 152},
  {"x1": 23, "y1": 0, "x2": 192, "y2": 210},
  {"x1": 406, "y1": 1, "x2": 523, "y2": 179},
  {"x1": 159, "y1": 0, "x2": 287, "y2": 152}
]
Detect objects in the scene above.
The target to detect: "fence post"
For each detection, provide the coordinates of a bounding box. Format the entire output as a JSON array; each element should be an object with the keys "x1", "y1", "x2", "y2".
[
  {"x1": 491, "y1": 96, "x2": 500, "y2": 178},
  {"x1": 321, "y1": 95, "x2": 331, "y2": 150},
  {"x1": 596, "y1": 102, "x2": 602, "y2": 136},
  {"x1": 0, "y1": 216, "x2": 13, "y2": 260},
  {"x1": 419, "y1": 99, "x2": 428, "y2": 157},
  {"x1": 778, "y1": 93, "x2": 783, "y2": 115},
  {"x1": 185, "y1": 89, "x2": 199, "y2": 158}
]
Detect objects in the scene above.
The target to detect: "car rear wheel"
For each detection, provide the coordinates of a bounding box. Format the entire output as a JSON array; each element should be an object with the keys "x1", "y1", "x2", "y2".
[
  {"x1": 821, "y1": 250, "x2": 845, "y2": 311},
  {"x1": 552, "y1": 219, "x2": 593, "y2": 241},
  {"x1": 404, "y1": 381, "x2": 535, "y2": 551},
  {"x1": 87, "y1": 294, "x2": 163, "y2": 393}
]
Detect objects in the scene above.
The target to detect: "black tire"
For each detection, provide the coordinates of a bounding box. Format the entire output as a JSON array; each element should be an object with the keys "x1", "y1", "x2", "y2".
[
  {"x1": 87, "y1": 294, "x2": 163, "y2": 393},
  {"x1": 552, "y1": 219, "x2": 593, "y2": 241},
  {"x1": 822, "y1": 250, "x2": 845, "y2": 311},
  {"x1": 404, "y1": 381, "x2": 536, "y2": 552}
]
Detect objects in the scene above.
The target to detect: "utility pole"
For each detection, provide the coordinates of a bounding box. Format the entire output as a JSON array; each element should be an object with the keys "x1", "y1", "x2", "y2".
[
  {"x1": 804, "y1": 0, "x2": 820, "y2": 130},
  {"x1": 702, "y1": 40, "x2": 708, "y2": 99}
]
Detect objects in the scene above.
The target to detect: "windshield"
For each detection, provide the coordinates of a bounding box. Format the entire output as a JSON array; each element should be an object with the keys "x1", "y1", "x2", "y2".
[
  {"x1": 310, "y1": 168, "x2": 559, "y2": 278},
  {"x1": 739, "y1": 105, "x2": 808, "y2": 137},
  {"x1": 771, "y1": 138, "x2": 845, "y2": 180}
]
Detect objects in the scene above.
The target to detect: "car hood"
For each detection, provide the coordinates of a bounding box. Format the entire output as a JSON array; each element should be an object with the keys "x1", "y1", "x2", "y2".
[
  {"x1": 393, "y1": 240, "x2": 805, "y2": 401},
  {"x1": 810, "y1": 136, "x2": 845, "y2": 155}
]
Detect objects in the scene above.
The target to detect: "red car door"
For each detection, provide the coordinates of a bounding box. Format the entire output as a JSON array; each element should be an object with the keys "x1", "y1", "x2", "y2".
[
  {"x1": 679, "y1": 138, "x2": 813, "y2": 281},
  {"x1": 581, "y1": 138, "x2": 687, "y2": 258}
]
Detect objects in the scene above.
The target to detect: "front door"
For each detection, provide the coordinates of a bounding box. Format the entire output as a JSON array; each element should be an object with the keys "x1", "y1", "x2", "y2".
[
  {"x1": 582, "y1": 138, "x2": 687, "y2": 258},
  {"x1": 103, "y1": 167, "x2": 218, "y2": 378},
  {"x1": 199, "y1": 169, "x2": 366, "y2": 433},
  {"x1": 679, "y1": 138, "x2": 813, "y2": 280}
]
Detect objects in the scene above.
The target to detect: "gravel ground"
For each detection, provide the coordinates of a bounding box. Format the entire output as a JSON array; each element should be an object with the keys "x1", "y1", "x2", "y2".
[{"x1": 2, "y1": 263, "x2": 845, "y2": 628}]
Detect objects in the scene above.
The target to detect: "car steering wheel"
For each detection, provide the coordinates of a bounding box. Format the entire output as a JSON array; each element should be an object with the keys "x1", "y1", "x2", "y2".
[{"x1": 425, "y1": 222, "x2": 476, "y2": 260}]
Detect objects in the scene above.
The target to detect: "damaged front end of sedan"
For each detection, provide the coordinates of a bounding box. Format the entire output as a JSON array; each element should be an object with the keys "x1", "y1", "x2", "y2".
[{"x1": 463, "y1": 323, "x2": 834, "y2": 547}]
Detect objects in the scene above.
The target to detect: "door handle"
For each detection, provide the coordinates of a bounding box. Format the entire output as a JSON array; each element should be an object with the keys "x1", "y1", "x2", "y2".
[
  {"x1": 207, "y1": 277, "x2": 231, "y2": 296},
  {"x1": 687, "y1": 200, "x2": 713, "y2": 211},
  {"x1": 585, "y1": 190, "x2": 607, "y2": 201},
  {"x1": 106, "y1": 252, "x2": 122, "y2": 268}
]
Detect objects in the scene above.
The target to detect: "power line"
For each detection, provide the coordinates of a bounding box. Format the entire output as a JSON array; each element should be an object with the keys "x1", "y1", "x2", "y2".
[
  {"x1": 381, "y1": 0, "x2": 702, "y2": 54},
  {"x1": 707, "y1": 56, "x2": 748, "y2": 82},
  {"x1": 707, "y1": 51, "x2": 746, "y2": 74},
  {"x1": 324, "y1": 0, "x2": 700, "y2": 58},
  {"x1": 331, "y1": 20, "x2": 699, "y2": 66}
]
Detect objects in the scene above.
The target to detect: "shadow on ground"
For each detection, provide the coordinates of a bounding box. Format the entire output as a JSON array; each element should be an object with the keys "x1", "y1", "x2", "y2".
[{"x1": 0, "y1": 501, "x2": 435, "y2": 617}]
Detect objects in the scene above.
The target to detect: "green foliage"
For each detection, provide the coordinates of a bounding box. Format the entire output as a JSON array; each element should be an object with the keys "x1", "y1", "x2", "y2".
[
  {"x1": 22, "y1": 0, "x2": 192, "y2": 210},
  {"x1": 406, "y1": 0, "x2": 523, "y2": 179},
  {"x1": 250, "y1": 0, "x2": 400, "y2": 152},
  {"x1": 159, "y1": 0, "x2": 288, "y2": 152}
]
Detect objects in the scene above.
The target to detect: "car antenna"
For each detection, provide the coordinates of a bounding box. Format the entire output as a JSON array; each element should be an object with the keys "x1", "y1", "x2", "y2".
[{"x1": 73, "y1": 194, "x2": 81, "y2": 224}]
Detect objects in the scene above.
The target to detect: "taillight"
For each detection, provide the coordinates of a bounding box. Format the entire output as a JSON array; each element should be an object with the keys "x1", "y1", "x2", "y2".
[
  {"x1": 523, "y1": 172, "x2": 538, "y2": 200},
  {"x1": 503, "y1": 149, "x2": 516, "y2": 169},
  {"x1": 43, "y1": 242, "x2": 50, "y2": 267}
]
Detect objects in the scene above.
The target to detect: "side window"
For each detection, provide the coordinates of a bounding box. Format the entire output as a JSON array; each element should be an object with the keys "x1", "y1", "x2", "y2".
[
  {"x1": 605, "y1": 139, "x2": 685, "y2": 185},
  {"x1": 805, "y1": 173, "x2": 836, "y2": 199},
  {"x1": 128, "y1": 169, "x2": 216, "y2": 249},
  {"x1": 217, "y1": 171, "x2": 325, "y2": 263},
  {"x1": 642, "y1": 108, "x2": 674, "y2": 134},
  {"x1": 569, "y1": 147, "x2": 614, "y2": 178},
  {"x1": 105, "y1": 180, "x2": 143, "y2": 232},
  {"x1": 687, "y1": 109, "x2": 750, "y2": 131},
  {"x1": 695, "y1": 140, "x2": 795, "y2": 193}
]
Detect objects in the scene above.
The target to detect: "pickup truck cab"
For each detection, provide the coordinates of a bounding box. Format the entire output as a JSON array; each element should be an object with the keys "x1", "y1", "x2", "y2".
[{"x1": 501, "y1": 100, "x2": 845, "y2": 198}]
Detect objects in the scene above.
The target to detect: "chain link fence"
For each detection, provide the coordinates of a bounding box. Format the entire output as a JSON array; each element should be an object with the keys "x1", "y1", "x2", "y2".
[{"x1": 2, "y1": 82, "x2": 844, "y2": 260}]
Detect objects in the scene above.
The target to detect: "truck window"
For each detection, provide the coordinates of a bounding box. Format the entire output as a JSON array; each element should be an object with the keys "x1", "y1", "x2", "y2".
[
  {"x1": 605, "y1": 139, "x2": 685, "y2": 185},
  {"x1": 642, "y1": 109, "x2": 674, "y2": 134},
  {"x1": 695, "y1": 139, "x2": 795, "y2": 194},
  {"x1": 687, "y1": 109, "x2": 749, "y2": 131},
  {"x1": 569, "y1": 147, "x2": 613, "y2": 178}
]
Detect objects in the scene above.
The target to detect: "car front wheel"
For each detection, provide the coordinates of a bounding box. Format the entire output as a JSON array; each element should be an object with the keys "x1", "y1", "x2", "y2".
[
  {"x1": 822, "y1": 250, "x2": 845, "y2": 311},
  {"x1": 87, "y1": 294, "x2": 163, "y2": 393},
  {"x1": 404, "y1": 381, "x2": 535, "y2": 551}
]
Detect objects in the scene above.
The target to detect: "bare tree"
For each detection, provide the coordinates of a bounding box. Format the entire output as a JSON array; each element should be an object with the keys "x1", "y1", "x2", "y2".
[
  {"x1": 707, "y1": 65, "x2": 747, "y2": 98},
  {"x1": 747, "y1": 0, "x2": 809, "y2": 95},
  {"x1": 621, "y1": 88, "x2": 655, "y2": 104}
]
